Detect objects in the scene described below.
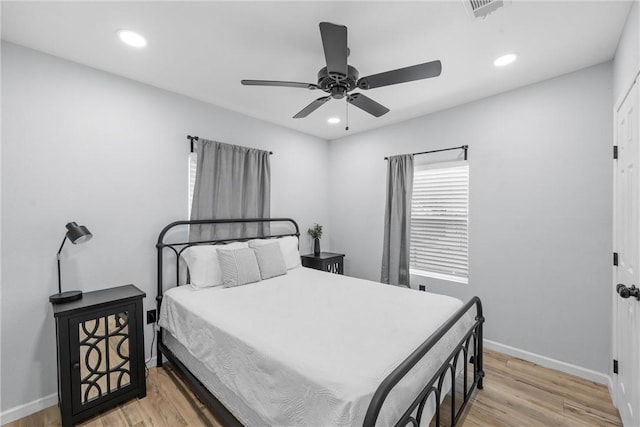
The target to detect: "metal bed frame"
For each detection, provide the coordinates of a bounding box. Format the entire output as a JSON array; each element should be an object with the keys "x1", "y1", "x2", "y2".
[{"x1": 156, "y1": 218, "x2": 484, "y2": 427}]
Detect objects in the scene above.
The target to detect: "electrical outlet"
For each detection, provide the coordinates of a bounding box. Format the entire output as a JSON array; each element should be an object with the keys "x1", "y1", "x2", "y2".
[
  {"x1": 418, "y1": 285, "x2": 426, "y2": 292},
  {"x1": 146, "y1": 309, "x2": 157, "y2": 324}
]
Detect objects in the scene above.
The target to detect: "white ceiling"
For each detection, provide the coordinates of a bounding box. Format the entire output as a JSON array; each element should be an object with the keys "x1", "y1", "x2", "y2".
[{"x1": 1, "y1": 1, "x2": 632, "y2": 140}]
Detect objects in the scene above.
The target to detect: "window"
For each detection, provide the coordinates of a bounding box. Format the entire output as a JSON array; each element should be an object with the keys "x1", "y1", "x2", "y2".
[
  {"x1": 410, "y1": 161, "x2": 469, "y2": 283},
  {"x1": 188, "y1": 152, "x2": 197, "y2": 218}
]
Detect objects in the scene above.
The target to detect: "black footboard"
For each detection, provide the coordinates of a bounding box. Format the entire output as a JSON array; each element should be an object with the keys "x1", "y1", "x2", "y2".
[{"x1": 363, "y1": 297, "x2": 484, "y2": 427}]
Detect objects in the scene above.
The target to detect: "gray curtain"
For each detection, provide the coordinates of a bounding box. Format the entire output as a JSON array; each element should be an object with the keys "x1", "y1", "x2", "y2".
[
  {"x1": 381, "y1": 154, "x2": 414, "y2": 286},
  {"x1": 190, "y1": 139, "x2": 271, "y2": 241}
]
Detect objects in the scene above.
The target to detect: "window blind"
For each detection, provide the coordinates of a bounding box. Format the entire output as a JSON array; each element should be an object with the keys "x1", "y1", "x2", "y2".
[{"x1": 410, "y1": 162, "x2": 469, "y2": 281}]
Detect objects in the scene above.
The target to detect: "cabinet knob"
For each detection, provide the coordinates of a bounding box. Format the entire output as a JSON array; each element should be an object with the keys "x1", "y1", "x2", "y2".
[{"x1": 72, "y1": 362, "x2": 80, "y2": 370}]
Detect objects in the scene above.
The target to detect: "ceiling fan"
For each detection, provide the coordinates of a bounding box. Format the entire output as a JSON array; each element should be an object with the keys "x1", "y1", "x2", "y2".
[{"x1": 241, "y1": 22, "x2": 442, "y2": 119}]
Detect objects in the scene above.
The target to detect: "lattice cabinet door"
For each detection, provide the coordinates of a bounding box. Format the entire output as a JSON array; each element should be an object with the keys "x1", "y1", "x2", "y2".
[
  {"x1": 324, "y1": 258, "x2": 344, "y2": 274},
  {"x1": 70, "y1": 303, "x2": 140, "y2": 412},
  {"x1": 53, "y1": 285, "x2": 146, "y2": 427}
]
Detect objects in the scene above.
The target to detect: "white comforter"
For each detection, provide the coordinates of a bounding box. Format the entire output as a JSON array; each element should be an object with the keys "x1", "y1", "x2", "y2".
[{"x1": 159, "y1": 267, "x2": 473, "y2": 426}]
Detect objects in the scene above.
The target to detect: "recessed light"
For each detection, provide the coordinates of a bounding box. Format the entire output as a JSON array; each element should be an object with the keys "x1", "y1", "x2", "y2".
[
  {"x1": 327, "y1": 117, "x2": 340, "y2": 124},
  {"x1": 494, "y1": 53, "x2": 517, "y2": 67},
  {"x1": 118, "y1": 30, "x2": 147, "y2": 48}
]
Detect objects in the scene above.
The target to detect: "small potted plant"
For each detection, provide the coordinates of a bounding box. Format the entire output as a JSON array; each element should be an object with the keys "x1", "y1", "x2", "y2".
[{"x1": 308, "y1": 223, "x2": 323, "y2": 256}]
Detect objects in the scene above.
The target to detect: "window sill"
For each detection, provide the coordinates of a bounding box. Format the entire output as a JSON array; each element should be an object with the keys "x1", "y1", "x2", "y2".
[{"x1": 410, "y1": 268, "x2": 468, "y2": 284}]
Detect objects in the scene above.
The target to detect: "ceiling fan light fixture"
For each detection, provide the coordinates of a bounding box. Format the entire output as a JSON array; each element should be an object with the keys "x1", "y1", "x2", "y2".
[
  {"x1": 327, "y1": 117, "x2": 341, "y2": 124},
  {"x1": 494, "y1": 53, "x2": 518, "y2": 67},
  {"x1": 118, "y1": 30, "x2": 147, "y2": 48}
]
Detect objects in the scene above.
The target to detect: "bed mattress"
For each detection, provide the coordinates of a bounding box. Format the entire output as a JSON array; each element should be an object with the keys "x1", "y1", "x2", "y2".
[{"x1": 159, "y1": 267, "x2": 473, "y2": 426}]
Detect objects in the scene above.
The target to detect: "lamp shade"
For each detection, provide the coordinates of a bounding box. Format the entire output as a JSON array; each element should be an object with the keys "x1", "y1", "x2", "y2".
[{"x1": 66, "y1": 222, "x2": 92, "y2": 244}]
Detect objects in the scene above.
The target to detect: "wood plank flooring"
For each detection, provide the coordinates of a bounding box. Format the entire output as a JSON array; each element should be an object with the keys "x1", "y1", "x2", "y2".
[
  {"x1": 454, "y1": 350, "x2": 621, "y2": 427},
  {"x1": 4, "y1": 349, "x2": 621, "y2": 427}
]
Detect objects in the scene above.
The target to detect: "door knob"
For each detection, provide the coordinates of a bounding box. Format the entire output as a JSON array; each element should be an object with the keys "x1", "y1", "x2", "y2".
[{"x1": 617, "y1": 284, "x2": 640, "y2": 300}]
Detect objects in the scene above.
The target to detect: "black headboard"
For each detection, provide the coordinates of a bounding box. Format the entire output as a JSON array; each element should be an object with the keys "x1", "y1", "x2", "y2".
[{"x1": 156, "y1": 218, "x2": 300, "y2": 299}]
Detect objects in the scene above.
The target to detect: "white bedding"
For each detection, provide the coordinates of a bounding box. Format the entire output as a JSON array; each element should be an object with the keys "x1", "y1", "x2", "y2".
[{"x1": 159, "y1": 266, "x2": 473, "y2": 426}]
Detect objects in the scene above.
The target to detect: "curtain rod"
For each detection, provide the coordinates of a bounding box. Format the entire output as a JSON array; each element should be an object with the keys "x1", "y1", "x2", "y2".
[
  {"x1": 384, "y1": 145, "x2": 468, "y2": 161},
  {"x1": 187, "y1": 135, "x2": 273, "y2": 155}
]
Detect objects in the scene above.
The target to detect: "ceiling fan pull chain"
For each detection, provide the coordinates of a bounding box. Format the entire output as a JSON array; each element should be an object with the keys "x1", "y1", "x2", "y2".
[{"x1": 345, "y1": 98, "x2": 349, "y2": 131}]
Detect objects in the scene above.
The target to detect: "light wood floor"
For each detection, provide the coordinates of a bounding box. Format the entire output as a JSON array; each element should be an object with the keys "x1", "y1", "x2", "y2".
[{"x1": 5, "y1": 349, "x2": 621, "y2": 427}]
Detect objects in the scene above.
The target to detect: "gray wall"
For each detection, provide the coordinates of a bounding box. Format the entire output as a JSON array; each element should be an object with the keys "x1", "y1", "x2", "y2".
[
  {"x1": 327, "y1": 62, "x2": 613, "y2": 374},
  {"x1": 0, "y1": 42, "x2": 330, "y2": 412}
]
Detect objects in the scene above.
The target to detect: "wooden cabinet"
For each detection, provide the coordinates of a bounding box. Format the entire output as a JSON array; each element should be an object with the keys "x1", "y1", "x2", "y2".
[
  {"x1": 52, "y1": 285, "x2": 146, "y2": 427},
  {"x1": 301, "y1": 252, "x2": 345, "y2": 274}
]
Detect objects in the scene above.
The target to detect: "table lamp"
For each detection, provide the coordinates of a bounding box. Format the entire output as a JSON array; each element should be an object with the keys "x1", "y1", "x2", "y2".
[{"x1": 50, "y1": 221, "x2": 93, "y2": 304}]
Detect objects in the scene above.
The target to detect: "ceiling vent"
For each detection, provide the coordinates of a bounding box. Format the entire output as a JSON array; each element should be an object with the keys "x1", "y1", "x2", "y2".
[{"x1": 464, "y1": 0, "x2": 509, "y2": 19}]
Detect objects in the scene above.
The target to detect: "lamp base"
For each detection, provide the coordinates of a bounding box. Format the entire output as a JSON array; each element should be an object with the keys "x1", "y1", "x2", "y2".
[{"x1": 49, "y1": 290, "x2": 83, "y2": 304}]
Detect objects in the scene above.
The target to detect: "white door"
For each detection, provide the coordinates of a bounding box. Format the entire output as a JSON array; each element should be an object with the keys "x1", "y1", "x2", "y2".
[{"x1": 614, "y1": 80, "x2": 640, "y2": 427}]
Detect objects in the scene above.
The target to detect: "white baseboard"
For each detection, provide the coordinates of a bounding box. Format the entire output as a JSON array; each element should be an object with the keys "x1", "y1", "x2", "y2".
[
  {"x1": 608, "y1": 376, "x2": 617, "y2": 409},
  {"x1": 484, "y1": 339, "x2": 611, "y2": 385},
  {"x1": 0, "y1": 356, "x2": 158, "y2": 425},
  {"x1": 145, "y1": 355, "x2": 157, "y2": 367},
  {"x1": 0, "y1": 393, "x2": 58, "y2": 426}
]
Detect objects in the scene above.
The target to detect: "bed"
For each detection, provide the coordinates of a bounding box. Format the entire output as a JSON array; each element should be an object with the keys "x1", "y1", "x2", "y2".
[{"x1": 156, "y1": 218, "x2": 484, "y2": 427}]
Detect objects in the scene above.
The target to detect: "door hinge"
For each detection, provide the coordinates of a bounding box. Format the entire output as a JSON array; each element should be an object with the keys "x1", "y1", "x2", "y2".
[
  {"x1": 614, "y1": 145, "x2": 618, "y2": 159},
  {"x1": 614, "y1": 252, "x2": 619, "y2": 266},
  {"x1": 613, "y1": 359, "x2": 618, "y2": 374}
]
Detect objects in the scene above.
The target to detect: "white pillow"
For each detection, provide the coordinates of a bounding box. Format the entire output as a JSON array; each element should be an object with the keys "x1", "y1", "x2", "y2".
[
  {"x1": 181, "y1": 241, "x2": 248, "y2": 289},
  {"x1": 253, "y1": 242, "x2": 287, "y2": 280},
  {"x1": 249, "y1": 236, "x2": 301, "y2": 270},
  {"x1": 218, "y1": 247, "x2": 262, "y2": 288}
]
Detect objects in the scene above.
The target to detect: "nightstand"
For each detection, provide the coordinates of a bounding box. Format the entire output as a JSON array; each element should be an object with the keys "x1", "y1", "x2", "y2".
[
  {"x1": 301, "y1": 252, "x2": 345, "y2": 274},
  {"x1": 52, "y1": 284, "x2": 146, "y2": 427}
]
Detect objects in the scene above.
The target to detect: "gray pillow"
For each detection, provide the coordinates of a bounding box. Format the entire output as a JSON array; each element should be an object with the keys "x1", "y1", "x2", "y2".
[
  {"x1": 253, "y1": 242, "x2": 287, "y2": 280},
  {"x1": 218, "y1": 247, "x2": 261, "y2": 288}
]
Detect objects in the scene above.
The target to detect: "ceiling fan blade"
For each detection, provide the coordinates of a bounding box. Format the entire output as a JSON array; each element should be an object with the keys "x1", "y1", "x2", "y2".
[
  {"x1": 293, "y1": 96, "x2": 332, "y2": 118},
  {"x1": 357, "y1": 60, "x2": 442, "y2": 90},
  {"x1": 347, "y1": 93, "x2": 390, "y2": 117},
  {"x1": 241, "y1": 80, "x2": 318, "y2": 90},
  {"x1": 319, "y1": 22, "x2": 348, "y2": 80}
]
